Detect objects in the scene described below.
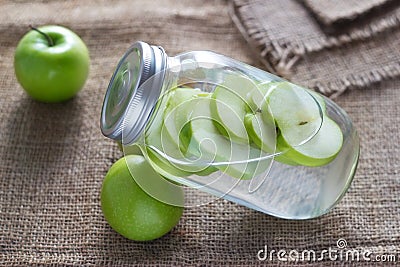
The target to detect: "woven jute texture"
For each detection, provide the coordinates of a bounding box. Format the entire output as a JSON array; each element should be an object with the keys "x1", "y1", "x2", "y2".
[
  {"x1": 231, "y1": 0, "x2": 400, "y2": 97},
  {"x1": 302, "y1": 0, "x2": 395, "y2": 30},
  {"x1": 1, "y1": 0, "x2": 399, "y2": 266}
]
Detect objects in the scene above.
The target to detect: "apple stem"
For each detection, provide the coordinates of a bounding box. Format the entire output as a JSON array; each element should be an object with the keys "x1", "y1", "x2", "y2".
[{"x1": 29, "y1": 25, "x2": 54, "y2": 47}]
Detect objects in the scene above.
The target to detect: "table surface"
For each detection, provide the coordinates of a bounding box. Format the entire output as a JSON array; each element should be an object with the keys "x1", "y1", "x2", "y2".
[{"x1": 0, "y1": 0, "x2": 399, "y2": 266}]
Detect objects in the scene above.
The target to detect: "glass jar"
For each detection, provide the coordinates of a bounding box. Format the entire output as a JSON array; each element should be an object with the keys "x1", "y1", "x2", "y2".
[{"x1": 100, "y1": 41, "x2": 359, "y2": 219}]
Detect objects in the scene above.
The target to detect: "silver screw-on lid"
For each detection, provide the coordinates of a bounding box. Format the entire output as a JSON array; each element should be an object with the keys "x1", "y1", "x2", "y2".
[{"x1": 100, "y1": 41, "x2": 167, "y2": 143}]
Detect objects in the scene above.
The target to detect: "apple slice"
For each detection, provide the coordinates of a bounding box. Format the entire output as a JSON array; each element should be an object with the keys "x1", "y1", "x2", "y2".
[
  {"x1": 183, "y1": 96, "x2": 269, "y2": 179},
  {"x1": 244, "y1": 113, "x2": 276, "y2": 153},
  {"x1": 306, "y1": 89, "x2": 326, "y2": 114},
  {"x1": 146, "y1": 90, "x2": 216, "y2": 177},
  {"x1": 146, "y1": 112, "x2": 215, "y2": 177},
  {"x1": 210, "y1": 73, "x2": 258, "y2": 143},
  {"x1": 163, "y1": 87, "x2": 202, "y2": 149},
  {"x1": 276, "y1": 117, "x2": 343, "y2": 166},
  {"x1": 245, "y1": 82, "x2": 293, "y2": 165},
  {"x1": 266, "y1": 82, "x2": 323, "y2": 147},
  {"x1": 164, "y1": 87, "x2": 202, "y2": 114},
  {"x1": 246, "y1": 81, "x2": 277, "y2": 112},
  {"x1": 144, "y1": 94, "x2": 191, "y2": 178},
  {"x1": 243, "y1": 82, "x2": 278, "y2": 167},
  {"x1": 265, "y1": 82, "x2": 342, "y2": 166}
]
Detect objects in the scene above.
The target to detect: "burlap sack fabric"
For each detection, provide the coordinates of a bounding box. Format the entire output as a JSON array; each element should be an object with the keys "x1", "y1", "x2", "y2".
[
  {"x1": 303, "y1": 0, "x2": 395, "y2": 29},
  {"x1": 0, "y1": 0, "x2": 399, "y2": 266},
  {"x1": 231, "y1": 0, "x2": 400, "y2": 97}
]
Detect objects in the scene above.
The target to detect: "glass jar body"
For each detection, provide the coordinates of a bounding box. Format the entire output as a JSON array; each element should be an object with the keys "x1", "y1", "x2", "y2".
[{"x1": 118, "y1": 50, "x2": 359, "y2": 219}]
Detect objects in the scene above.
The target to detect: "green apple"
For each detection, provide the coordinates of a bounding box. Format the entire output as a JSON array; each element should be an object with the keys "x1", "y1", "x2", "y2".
[
  {"x1": 14, "y1": 25, "x2": 89, "y2": 103},
  {"x1": 101, "y1": 155, "x2": 184, "y2": 241},
  {"x1": 183, "y1": 96, "x2": 268, "y2": 179}
]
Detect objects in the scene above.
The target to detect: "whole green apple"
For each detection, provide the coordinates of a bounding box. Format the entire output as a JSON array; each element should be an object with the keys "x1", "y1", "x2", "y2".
[
  {"x1": 101, "y1": 155, "x2": 184, "y2": 241},
  {"x1": 14, "y1": 25, "x2": 90, "y2": 103}
]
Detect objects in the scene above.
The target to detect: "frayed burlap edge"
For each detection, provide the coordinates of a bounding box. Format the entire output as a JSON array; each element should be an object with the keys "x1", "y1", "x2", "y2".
[
  {"x1": 229, "y1": 0, "x2": 400, "y2": 98},
  {"x1": 301, "y1": 0, "x2": 397, "y2": 31},
  {"x1": 314, "y1": 62, "x2": 400, "y2": 98}
]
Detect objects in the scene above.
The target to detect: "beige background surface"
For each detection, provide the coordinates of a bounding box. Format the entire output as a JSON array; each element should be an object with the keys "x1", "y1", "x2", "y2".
[{"x1": 0, "y1": 0, "x2": 399, "y2": 265}]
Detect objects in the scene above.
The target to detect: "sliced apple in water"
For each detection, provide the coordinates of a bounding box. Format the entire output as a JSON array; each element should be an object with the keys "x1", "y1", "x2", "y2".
[
  {"x1": 245, "y1": 82, "x2": 297, "y2": 164},
  {"x1": 146, "y1": 117, "x2": 216, "y2": 177},
  {"x1": 147, "y1": 129, "x2": 216, "y2": 178},
  {"x1": 265, "y1": 82, "x2": 342, "y2": 166},
  {"x1": 306, "y1": 89, "x2": 326, "y2": 114},
  {"x1": 163, "y1": 87, "x2": 202, "y2": 150},
  {"x1": 276, "y1": 117, "x2": 343, "y2": 166},
  {"x1": 165, "y1": 94, "x2": 219, "y2": 175},
  {"x1": 244, "y1": 113, "x2": 276, "y2": 153},
  {"x1": 144, "y1": 89, "x2": 194, "y2": 178},
  {"x1": 244, "y1": 82, "x2": 278, "y2": 152},
  {"x1": 210, "y1": 73, "x2": 258, "y2": 143},
  {"x1": 266, "y1": 83, "x2": 323, "y2": 146},
  {"x1": 164, "y1": 87, "x2": 202, "y2": 114},
  {"x1": 144, "y1": 95, "x2": 191, "y2": 178},
  {"x1": 183, "y1": 96, "x2": 269, "y2": 179},
  {"x1": 246, "y1": 81, "x2": 277, "y2": 112}
]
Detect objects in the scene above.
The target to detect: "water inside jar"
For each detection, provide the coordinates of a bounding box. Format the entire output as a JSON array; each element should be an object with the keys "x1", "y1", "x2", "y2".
[
  {"x1": 152, "y1": 68, "x2": 321, "y2": 168},
  {"x1": 121, "y1": 63, "x2": 324, "y2": 207}
]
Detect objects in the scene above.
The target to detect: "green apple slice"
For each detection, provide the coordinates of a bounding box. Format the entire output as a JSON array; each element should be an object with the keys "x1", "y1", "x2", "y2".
[
  {"x1": 164, "y1": 87, "x2": 202, "y2": 113},
  {"x1": 184, "y1": 96, "x2": 269, "y2": 179},
  {"x1": 210, "y1": 73, "x2": 258, "y2": 143},
  {"x1": 146, "y1": 114, "x2": 215, "y2": 177},
  {"x1": 121, "y1": 143, "x2": 143, "y2": 155},
  {"x1": 245, "y1": 82, "x2": 296, "y2": 165},
  {"x1": 246, "y1": 81, "x2": 277, "y2": 112},
  {"x1": 146, "y1": 91, "x2": 216, "y2": 177},
  {"x1": 210, "y1": 86, "x2": 249, "y2": 143},
  {"x1": 161, "y1": 122, "x2": 217, "y2": 176},
  {"x1": 265, "y1": 82, "x2": 342, "y2": 166},
  {"x1": 144, "y1": 90, "x2": 192, "y2": 178},
  {"x1": 276, "y1": 117, "x2": 343, "y2": 166},
  {"x1": 244, "y1": 113, "x2": 276, "y2": 153},
  {"x1": 265, "y1": 82, "x2": 323, "y2": 148},
  {"x1": 243, "y1": 82, "x2": 278, "y2": 168},
  {"x1": 306, "y1": 89, "x2": 326, "y2": 114},
  {"x1": 145, "y1": 116, "x2": 190, "y2": 178},
  {"x1": 163, "y1": 87, "x2": 202, "y2": 149},
  {"x1": 219, "y1": 71, "x2": 259, "y2": 100}
]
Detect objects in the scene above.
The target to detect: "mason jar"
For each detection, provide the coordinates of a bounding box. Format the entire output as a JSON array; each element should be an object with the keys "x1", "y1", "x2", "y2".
[{"x1": 100, "y1": 41, "x2": 359, "y2": 219}]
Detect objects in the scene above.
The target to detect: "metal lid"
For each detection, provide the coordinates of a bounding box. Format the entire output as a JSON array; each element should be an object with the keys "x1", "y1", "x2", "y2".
[{"x1": 100, "y1": 41, "x2": 167, "y2": 143}]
